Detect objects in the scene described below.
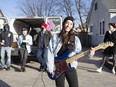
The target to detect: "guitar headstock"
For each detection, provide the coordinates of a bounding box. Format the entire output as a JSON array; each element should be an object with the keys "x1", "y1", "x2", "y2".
[{"x1": 97, "y1": 42, "x2": 114, "y2": 50}]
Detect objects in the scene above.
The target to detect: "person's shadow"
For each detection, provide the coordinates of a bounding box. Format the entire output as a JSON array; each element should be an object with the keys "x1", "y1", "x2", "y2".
[{"x1": 0, "y1": 80, "x2": 11, "y2": 87}]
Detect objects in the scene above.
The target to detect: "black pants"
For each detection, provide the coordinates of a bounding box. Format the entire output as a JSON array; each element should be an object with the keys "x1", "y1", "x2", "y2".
[
  {"x1": 19, "y1": 48, "x2": 28, "y2": 68},
  {"x1": 100, "y1": 55, "x2": 110, "y2": 68},
  {"x1": 55, "y1": 69, "x2": 79, "y2": 87},
  {"x1": 113, "y1": 54, "x2": 116, "y2": 67}
]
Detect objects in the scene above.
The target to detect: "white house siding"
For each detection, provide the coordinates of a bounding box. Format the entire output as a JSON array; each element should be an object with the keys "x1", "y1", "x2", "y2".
[{"x1": 88, "y1": 0, "x2": 111, "y2": 46}]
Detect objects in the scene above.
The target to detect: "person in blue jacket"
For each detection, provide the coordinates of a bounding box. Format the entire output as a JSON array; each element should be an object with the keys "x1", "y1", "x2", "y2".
[{"x1": 46, "y1": 16, "x2": 95, "y2": 87}]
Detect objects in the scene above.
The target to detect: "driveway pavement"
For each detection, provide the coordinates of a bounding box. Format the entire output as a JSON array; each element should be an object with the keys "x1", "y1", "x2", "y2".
[{"x1": 0, "y1": 48, "x2": 116, "y2": 87}]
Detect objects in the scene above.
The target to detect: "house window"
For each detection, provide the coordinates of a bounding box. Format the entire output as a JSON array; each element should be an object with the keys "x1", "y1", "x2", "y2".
[
  {"x1": 90, "y1": 26, "x2": 93, "y2": 32},
  {"x1": 100, "y1": 20, "x2": 105, "y2": 35},
  {"x1": 88, "y1": 25, "x2": 93, "y2": 35},
  {"x1": 95, "y1": 2, "x2": 97, "y2": 10}
]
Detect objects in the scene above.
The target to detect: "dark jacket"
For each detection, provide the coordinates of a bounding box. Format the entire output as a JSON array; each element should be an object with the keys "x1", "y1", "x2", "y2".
[
  {"x1": 104, "y1": 31, "x2": 112, "y2": 42},
  {"x1": 0, "y1": 29, "x2": 3, "y2": 42},
  {"x1": 1, "y1": 31, "x2": 13, "y2": 47},
  {"x1": 111, "y1": 30, "x2": 116, "y2": 54},
  {"x1": 37, "y1": 30, "x2": 52, "y2": 48},
  {"x1": 103, "y1": 31, "x2": 113, "y2": 56}
]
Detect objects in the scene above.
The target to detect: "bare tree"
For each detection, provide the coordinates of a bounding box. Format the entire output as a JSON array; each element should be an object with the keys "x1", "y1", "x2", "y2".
[
  {"x1": 16, "y1": 0, "x2": 36, "y2": 16},
  {"x1": 56, "y1": 0, "x2": 75, "y2": 16},
  {"x1": 16, "y1": 0, "x2": 60, "y2": 16},
  {"x1": 55, "y1": 0, "x2": 91, "y2": 30},
  {"x1": 43, "y1": 0, "x2": 61, "y2": 16},
  {"x1": 74, "y1": 0, "x2": 91, "y2": 31},
  {"x1": 16, "y1": 0, "x2": 92, "y2": 29}
]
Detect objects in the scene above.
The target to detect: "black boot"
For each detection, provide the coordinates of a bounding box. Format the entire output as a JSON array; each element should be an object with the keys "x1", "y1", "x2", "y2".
[
  {"x1": 20, "y1": 67, "x2": 26, "y2": 72},
  {"x1": 38, "y1": 66, "x2": 43, "y2": 72},
  {"x1": 43, "y1": 68, "x2": 47, "y2": 72}
]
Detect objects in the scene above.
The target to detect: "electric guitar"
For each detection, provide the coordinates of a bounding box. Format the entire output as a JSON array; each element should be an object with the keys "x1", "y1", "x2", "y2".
[{"x1": 47, "y1": 42, "x2": 114, "y2": 80}]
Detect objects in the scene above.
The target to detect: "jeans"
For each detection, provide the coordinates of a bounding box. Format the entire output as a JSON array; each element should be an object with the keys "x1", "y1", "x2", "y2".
[
  {"x1": 55, "y1": 69, "x2": 79, "y2": 87},
  {"x1": 37, "y1": 48, "x2": 47, "y2": 69},
  {"x1": 113, "y1": 54, "x2": 116, "y2": 67},
  {"x1": 1, "y1": 47, "x2": 12, "y2": 68}
]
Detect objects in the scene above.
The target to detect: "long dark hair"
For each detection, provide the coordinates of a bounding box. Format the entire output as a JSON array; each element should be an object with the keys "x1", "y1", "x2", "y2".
[{"x1": 59, "y1": 17, "x2": 75, "y2": 51}]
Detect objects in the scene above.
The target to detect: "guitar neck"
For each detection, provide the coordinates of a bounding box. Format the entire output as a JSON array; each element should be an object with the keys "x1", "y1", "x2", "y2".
[{"x1": 66, "y1": 45, "x2": 100, "y2": 64}]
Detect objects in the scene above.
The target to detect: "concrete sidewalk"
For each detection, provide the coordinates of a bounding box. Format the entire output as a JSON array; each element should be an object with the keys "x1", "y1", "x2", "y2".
[{"x1": 0, "y1": 50, "x2": 116, "y2": 87}]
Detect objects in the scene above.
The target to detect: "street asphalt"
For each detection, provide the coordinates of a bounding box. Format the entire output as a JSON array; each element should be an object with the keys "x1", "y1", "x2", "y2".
[{"x1": 0, "y1": 48, "x2": 116, "y2": 87}]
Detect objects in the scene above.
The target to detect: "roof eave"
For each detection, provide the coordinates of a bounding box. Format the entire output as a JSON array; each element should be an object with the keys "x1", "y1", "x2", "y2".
[
  {"x1": 109, "y1": 9, "x2": 116, "y2": 13},
  {"x1": 86, "y1": 0, "x2": 95, "y2": 24}
]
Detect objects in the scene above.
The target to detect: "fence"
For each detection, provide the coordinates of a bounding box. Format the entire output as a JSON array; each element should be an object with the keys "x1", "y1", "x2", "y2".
[{"x1": 75, "y1": 32, "x2": 92, "y2": 47}]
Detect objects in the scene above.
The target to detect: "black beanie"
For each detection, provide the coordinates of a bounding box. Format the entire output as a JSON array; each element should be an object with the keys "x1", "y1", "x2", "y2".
[
  {"x1": 22, "y1": 28, "x2": 28, "y2": 31},
  {"x1": 63, "y1": 16, "x2": 74, "y2": 27}
]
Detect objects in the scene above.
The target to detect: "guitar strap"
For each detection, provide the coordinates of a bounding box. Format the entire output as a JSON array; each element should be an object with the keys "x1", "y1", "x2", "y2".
[{"x1": 52, "y1": 33, "x2": 62, "y2": 57}]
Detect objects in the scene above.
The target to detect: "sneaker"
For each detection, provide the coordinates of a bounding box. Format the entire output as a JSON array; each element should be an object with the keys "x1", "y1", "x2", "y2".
[
  {"x1": 96, "y1": 68, "x2": 102, "y2": 73},
  {"x1": 38, "y1": 66, "x2": 43, "y2": 72},
  {"x1": 20, "y1": 67, "x2": 26, "y2": 72},
  {"x1": 112, "y1": 68, "x2": 116, "y2": 74}
]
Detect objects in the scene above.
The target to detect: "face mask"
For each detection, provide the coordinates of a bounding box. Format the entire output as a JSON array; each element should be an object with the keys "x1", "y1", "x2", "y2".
[
  {"x1": 4, "y1": 26, "x2": 9, "y2": 32},
  {"x1": 5, "y1": 27, "x2": 9, "y2": 31},
  {"x1": 41, "y1": 27, "x2": 44, "y2": 31}
]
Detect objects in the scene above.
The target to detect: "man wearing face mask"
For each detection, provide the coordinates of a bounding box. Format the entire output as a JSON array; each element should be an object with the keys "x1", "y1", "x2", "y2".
[
  {"x1": 0, "y1": 24, "x2": 13, "y2": 71},
  {"x1": 36, "y1": 23, "x2": 52, "y2": 72},
  {"x1": 17, "y1": 28, "x2": 33, "y2": 72}
]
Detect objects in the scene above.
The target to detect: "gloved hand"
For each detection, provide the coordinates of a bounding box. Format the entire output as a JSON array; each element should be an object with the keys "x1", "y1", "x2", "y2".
[
  {"x1": 1, "y1": 40, "x2": 5, "y2": 45},
  {"x1": 0, "y1": 42, "x2": 4, "y2": 45}
]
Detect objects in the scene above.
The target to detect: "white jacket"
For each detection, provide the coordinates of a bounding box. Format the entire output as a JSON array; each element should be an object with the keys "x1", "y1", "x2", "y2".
[{"x1": 17, "y1": 34, "x2": 33, "y2": 53}]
